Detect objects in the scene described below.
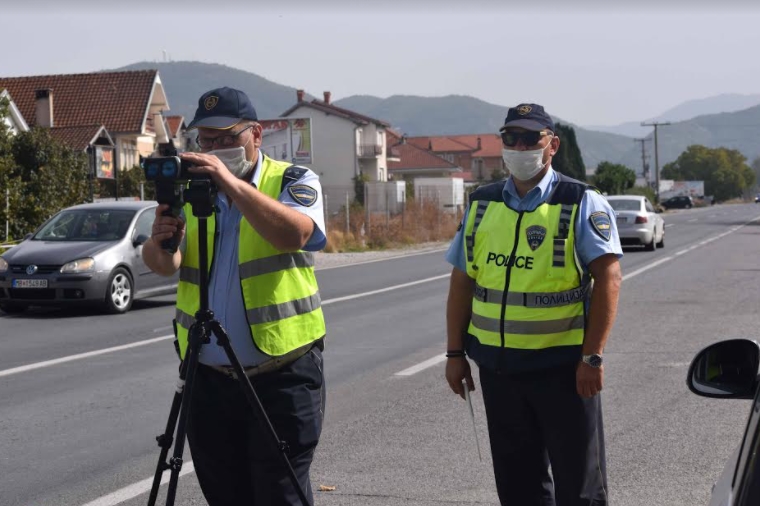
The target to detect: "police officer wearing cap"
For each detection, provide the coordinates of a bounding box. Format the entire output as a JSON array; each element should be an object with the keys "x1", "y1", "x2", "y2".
[
  {"x1": 444, "y1": 104, "x2": 622, "y2": 505},
  {"x1": 143, "y1": 87, "x2": 327, "y2": 505}
]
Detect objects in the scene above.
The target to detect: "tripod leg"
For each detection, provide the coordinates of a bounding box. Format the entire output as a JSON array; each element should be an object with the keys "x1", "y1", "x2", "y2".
[
  {"x1": 209, "y1": 321, "x2": 312, "y2": 506},
  {"x1": 164, "y1": 322, "x2": 206, "y2": 505},
  {"x1": 147, "y1": 321, "x2": 207, "y2": 506},
  {"x1": 147, "y1": 363, "x2": 187, "y2": 506}
]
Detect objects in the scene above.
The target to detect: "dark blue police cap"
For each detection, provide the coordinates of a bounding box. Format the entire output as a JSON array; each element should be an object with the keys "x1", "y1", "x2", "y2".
[
  {"x1": 187, "y1": 87, "x2": 258, "y2": 130},
  {"x1": 499, "y1": 103, "x2": 555, "y2": 133}
]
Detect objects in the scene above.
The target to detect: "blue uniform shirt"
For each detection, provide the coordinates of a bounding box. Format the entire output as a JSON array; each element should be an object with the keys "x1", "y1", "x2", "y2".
[
  {"x1": 187, "y1": 151, "x2": 327, "y2": 366},
  {"x1": 445, "y1": 167, "x2": 623, "y2": 274}
]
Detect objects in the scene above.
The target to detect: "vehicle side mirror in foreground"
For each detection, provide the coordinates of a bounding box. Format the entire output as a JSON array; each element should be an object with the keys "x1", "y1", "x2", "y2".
[
  {"x1": 133, "y1": 234, "x2": 149, "y2": 247},
  {"x1": 687, "y1": 339, "x2": 760, "y2": 399}
]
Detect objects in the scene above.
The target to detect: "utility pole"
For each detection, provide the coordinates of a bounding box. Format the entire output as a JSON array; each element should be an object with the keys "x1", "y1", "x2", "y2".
[
  {"x1": 641, "y1": 121, "x2": 671, "y2": 202},
  {"x1": 633, "y1": 138, "x2": 651, "y2": 185}
]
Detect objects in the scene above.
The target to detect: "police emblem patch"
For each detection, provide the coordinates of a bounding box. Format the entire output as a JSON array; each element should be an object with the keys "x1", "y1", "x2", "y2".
[
  {"x1": 204, "y1": 96, "x2": 219, "y2": 110},
  {"x1": 526, "y1": 225, "x2": 546, "y2": 251},
  {"x1": 518, "y1": 105, "x2": 532, "y2": 115},
  {"x1": 287, "y1": 184, "x2": 318, "y2": 207},
  {"x1": 589, "y1": 211, "x2": 612, "y2": 241}
]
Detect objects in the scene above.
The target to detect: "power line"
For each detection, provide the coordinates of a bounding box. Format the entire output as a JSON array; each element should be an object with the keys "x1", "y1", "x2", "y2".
[{"x1": 641, "y1": 121, "x2": 671, "y2": 202}]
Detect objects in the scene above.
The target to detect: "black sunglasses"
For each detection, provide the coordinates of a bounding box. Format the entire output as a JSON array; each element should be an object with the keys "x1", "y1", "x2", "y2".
[
  {"x1": 196, "y1": 125, "x2": 253, "y2": 149},
  {"x1": 500, "y1": 130, "x2": 551, "y2": 148}
]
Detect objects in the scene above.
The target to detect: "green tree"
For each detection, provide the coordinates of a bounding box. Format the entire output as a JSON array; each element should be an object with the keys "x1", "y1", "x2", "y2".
[
  {"x1": 490, "y1": 166, "x2": 507, "y2": 181},
  {"x1": 9, "y1": 128, "x2": 90, "y2": 236},
  {"x1": 592, "y1": 161, "x2": 636, "y2": 195},
  {"x1": 662, "y1": 145, "x2": 754, "y2": 201},
  {"x1": 552, "y1": 122, "x2": 586, "y2": 181},
  {"x1": 97, "y1": 165, "x2": 155, "y2": 201}
]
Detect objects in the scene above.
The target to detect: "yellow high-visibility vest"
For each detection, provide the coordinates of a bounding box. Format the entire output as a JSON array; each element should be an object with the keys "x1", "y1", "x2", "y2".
[
  {"x1": 175, "y1": 156, "x2": 325, "y2": 360},
  {"x1": 463, "y1": 175, "x2": 591, "y2": 365}
]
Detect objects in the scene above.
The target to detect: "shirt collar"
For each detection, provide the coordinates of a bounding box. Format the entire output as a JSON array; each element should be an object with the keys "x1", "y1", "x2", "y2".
[
  {"x1": 504, "y1": 166, "x2": 557, "y2": 202},
  {"x1": 249, "y1": 149, "x2": 263, "y2": 188}
]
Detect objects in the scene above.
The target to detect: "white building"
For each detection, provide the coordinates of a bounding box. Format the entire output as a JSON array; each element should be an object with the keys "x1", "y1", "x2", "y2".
[{"x1": 279, "y1": 90, "x2": 398, "y2": 192}]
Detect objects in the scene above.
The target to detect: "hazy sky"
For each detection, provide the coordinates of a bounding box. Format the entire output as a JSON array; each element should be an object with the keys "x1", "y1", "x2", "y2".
[{"x1": 4, "y1": 1, "x2": 760, "y2": 126}]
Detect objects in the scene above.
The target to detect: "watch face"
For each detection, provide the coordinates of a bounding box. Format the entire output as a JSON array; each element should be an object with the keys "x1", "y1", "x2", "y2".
[{"x1": 585, "y1": 354, "x2": 603, "y2": 367}]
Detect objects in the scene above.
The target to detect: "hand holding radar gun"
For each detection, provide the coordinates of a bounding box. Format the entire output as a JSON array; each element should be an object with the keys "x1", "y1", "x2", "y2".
[{"x1": 463, "y1": 380, "x2": 482, "y2": 462}]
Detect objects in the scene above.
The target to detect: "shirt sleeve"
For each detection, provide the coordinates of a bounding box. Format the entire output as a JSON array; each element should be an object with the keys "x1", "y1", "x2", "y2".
[
  {"x1": 445, "y1": 206, "x2": 470, "y2": 273},
  {"x1": 575, "y1": 190, "x2": 623, "y2": 269},
  {"x1": 278, "y1": 168, "x2": 327, "y2": 251}
]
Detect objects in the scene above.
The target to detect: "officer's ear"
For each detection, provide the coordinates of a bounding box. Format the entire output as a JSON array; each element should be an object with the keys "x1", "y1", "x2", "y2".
[{"x1": 550, "y1": 134, "x2": 560, "y2": 156}]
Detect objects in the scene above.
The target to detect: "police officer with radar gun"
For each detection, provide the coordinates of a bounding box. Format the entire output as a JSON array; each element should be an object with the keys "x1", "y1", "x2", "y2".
[
  {"x1": 445, "y1": 104, "x2": 623, "y2": 505},
  {"x1": 142, "y1": 87, "x2": 327, "y2": 505}
]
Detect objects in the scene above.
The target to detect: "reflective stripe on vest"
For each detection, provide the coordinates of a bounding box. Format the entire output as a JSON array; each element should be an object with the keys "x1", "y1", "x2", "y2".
[
  {"x1": 174, "y1": 155, "x2": 325, "y2": 360},
  {"x1": 474, "y1": 282, "x2": 589, "y2": 308},
  {"x1": 463, "y1": 193, "x2": 586, "y2": 352}
]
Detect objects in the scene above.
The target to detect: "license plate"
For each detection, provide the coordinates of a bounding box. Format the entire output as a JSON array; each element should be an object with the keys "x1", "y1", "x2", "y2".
[
  {"x1": 616, "y1": 217, "x2": 627, "y2": 224},
  {"x1": 12, "y1": 278, "x2": 48, "y2": 288}
]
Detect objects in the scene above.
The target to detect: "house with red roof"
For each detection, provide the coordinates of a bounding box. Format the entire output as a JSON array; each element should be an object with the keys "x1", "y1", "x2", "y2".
[
  {"x1": 404, "y1": 133, "x2": 506, "y2": 182},
  {"x1": 278, "y1": 90, "x2": 398, "y2": 192},
  {"x1": 0, "y1": 70, "x2": 171, "y2": 172}
]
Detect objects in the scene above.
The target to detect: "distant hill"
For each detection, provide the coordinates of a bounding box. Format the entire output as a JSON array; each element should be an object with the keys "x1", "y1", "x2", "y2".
[
  {"x1": 114, "y1": 61, "x2": 310, "y2": 121},
  {"x1": 614, "y1": 105, "x2": 760, "y2": 172},
  {"x1": 588, "y1": 93, "x2": 760, "y2": 138},
  {"x1": 109, "y1": 61, "x2": 760, "y2": 173},
  {"x1": 334, "y1": 94, "x2": 635, "y2": 169}
]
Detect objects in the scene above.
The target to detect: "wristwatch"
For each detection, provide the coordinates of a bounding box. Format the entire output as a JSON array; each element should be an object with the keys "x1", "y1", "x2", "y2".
[{"x1": 582, "y1": 354, "x2": 603, "y2": 368}]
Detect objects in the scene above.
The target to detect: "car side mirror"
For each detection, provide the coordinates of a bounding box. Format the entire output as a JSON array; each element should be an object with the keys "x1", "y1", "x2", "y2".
[
  {"x1": 133, "y1": 234, "x2": 149, "y2": 247},
  {"x1": 687, "y1": 339, "x2": 760, "y2": 399}
]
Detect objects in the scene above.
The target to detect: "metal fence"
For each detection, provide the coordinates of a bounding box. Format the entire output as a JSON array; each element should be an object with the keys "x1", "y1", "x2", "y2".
[{"x1": 321, "y1": 182, "x2": 462, "y2": 250}]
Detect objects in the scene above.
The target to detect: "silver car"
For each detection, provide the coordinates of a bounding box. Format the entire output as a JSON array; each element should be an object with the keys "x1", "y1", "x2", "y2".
[
  {"x1": 687, "y1": 339, "x2": 760, "y2": 506},
  {"x1": 606, "y1": 195, "x2": 665, "y2": 251},
  {"x1": 0, "y1": 201, "x2": 178, "y2": 314}
]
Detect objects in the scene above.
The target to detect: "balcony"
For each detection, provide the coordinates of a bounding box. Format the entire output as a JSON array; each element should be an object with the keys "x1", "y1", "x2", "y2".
[{"x1": 358, "y1": 144, "x2": 382, "y2": 158}]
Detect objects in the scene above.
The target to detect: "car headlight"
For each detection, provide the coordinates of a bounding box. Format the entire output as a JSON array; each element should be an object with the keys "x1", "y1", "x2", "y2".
[
  {"x1": 0, "y1": 257, "x2": 7, "y2": 273},
  {"x1": 60, "y1": 258, "x2": 95, "y2": 273}
]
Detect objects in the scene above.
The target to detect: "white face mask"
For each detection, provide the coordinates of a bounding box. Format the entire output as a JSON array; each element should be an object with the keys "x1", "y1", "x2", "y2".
[
  {"x1": 208, "y1": 146, "x2": 253, "y2": 179},
  {"x1": 502, "y1": 141, "x2": 552, "y2": 181}
]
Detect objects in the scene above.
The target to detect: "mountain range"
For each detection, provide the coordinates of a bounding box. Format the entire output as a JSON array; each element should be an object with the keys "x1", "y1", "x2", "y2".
[{"x1": 115, "y1": 61, "x2": 760, "y2": 173}]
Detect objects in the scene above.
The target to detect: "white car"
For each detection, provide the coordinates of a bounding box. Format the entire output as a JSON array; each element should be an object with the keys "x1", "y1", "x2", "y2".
[{"x1": 606, "y1": 195, "x2": 664, "y2": 251}]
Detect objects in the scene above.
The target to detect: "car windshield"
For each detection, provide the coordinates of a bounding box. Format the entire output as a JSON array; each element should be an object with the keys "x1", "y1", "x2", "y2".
[
  {"x1": 33, "y1": 209, "x2": 136, "y2": 242},
  {"x1": 608, "y1": 199, "x2": 642, "y2": 211}
]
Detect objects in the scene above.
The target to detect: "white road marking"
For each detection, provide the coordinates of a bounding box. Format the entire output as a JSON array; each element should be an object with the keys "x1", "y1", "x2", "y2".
[
  {"x1": 153, "y1": 326, "x2": 172, "y2": 333},
  {"x1": 687, "y1": 218, "x2": 698, "y2": 222},
  {"x1": 322, "y1": 274, "x2": 449, "y2": 305},
  {"x1": 0, "y1": 335, "x2": 173, "y2": 378},
  {"x1": 665, "y1": 224, "x2": 675, "y2": 228},
  {"x1": 394, "y1": 354, "x2": 448, "y2": 376},
  {"x1": 0, "y1": 275, "x2": 451, "y2": 379},
  {"x1": 79, "y1": 463, "x2": 195, "y2": 506},
  {"x1": 317, "y1": 247, "x2": 448, "y2": 271}
]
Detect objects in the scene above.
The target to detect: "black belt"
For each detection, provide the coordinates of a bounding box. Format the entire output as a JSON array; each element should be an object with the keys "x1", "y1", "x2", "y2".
[{"x1": 204, "y1": 338, "x2": 323, "y2": 380}]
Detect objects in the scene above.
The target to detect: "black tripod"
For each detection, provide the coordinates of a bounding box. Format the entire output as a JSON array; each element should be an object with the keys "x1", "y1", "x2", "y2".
[{"x1": 147, "y1": 180, "x2": 311, "y2": 506}]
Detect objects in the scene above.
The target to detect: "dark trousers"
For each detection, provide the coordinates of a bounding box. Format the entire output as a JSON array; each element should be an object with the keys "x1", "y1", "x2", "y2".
[
  {"x1": 186, "y1": 347, "x2": 325, "y2": 506},
  {"x1": 479, "y1": 363, "x2": 608, "y2": 506}
]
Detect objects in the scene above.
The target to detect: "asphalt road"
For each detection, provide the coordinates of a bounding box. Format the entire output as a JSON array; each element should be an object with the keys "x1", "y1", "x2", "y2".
[{"x1": 1, "y1": 203, "x2": 759, "y2": 506}]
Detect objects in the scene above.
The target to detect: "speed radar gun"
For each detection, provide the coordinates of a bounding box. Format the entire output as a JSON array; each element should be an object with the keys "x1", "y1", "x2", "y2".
[{"x1": 142, "y1": 144, "x2": 312, "y2": 506}]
